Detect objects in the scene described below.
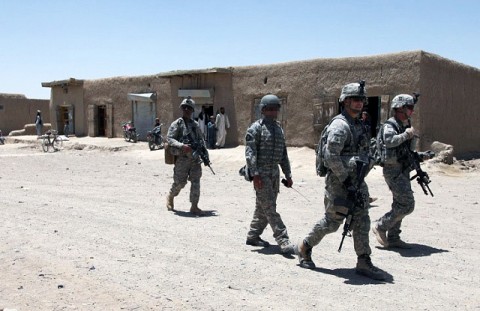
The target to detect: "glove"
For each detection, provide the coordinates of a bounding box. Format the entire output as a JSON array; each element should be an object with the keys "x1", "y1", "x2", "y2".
[
  {"x1": 405, "y1": 127, "x2": 416, "y2": 139},
  {"x1": 281, "y1": 177, "x2": 293, "y2": 188},
  {"x1": 419, "y1": 150, "x2": 435, "y2": 161},
  {"x1": 343, "y1": 176, "x2": 356, "y2": 199}
]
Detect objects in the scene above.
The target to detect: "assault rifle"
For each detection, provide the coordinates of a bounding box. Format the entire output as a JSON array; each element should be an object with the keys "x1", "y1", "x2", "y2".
[
  {"x1": 401, "y1": 144, "x2": 434, "y2": 197},
  {"x1": 335, "y1": 158, "x2": 369, "y2": 253},
  {"x1": 184, "y1": 133, "x2": 215, "y2": 175}
]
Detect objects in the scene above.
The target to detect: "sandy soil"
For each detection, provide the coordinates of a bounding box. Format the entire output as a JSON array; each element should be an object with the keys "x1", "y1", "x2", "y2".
[{"x1": 1, "y1": 137, "x2": 479, "y2": 310}]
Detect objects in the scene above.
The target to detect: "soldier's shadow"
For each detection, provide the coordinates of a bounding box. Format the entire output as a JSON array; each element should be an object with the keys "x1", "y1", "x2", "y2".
[
  {"x1": 309, "y1": 266, "x2": 395, "y2": 285},
  {"x1": 173, "y1": 210, "x2": 218, "y2": 218},
  {"x1": 251, "y1": 246, "x2": 295, "y2": 259},
  {"x1": 375, "y1": 243, "x2": 448, "y2": 257}
]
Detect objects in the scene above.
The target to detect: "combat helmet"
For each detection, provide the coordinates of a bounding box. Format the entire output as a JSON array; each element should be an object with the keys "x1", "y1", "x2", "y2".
[
  {"x1": 339, "y1": 80, "x2": 367, "y2": 103},
  {"x1": 259, "y1": 94, "x2": 281, "y2": 110},
  {"x1": 391, "y1": 94, "x2": 415, "y2": 109},
  {"x1": 180, "y1": 96, "x2": 195, "y2": 110}
]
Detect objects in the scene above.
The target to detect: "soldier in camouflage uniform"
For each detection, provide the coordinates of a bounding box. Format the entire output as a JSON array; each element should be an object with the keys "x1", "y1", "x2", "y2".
[
  {"x1": 295, "y1": 82, "x2": 387, "y2": 280},
  {"x1": 165, "y1": 97, "x2": 208, "y2": 215},
  {"x1": 244, "y1": 94, "x2": 294, "y2": 254},
  {"x1": 372, "y1": 94, "x2": 431, "y2": 248}
]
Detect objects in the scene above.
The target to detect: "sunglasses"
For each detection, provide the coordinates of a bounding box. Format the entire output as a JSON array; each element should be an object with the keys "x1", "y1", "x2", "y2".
[
  {"x1": 406, "y1": 105, "x2": 415, "y2": 111},
  {"x1": 182, "y1": 106, "x2": 193, "y2": 111},
  {"x1": 264, "y1": 106, "x2": 280, "y2": 111},
  {"x1": 350, "y1": 96, "x2": 365, "y2": 102}
]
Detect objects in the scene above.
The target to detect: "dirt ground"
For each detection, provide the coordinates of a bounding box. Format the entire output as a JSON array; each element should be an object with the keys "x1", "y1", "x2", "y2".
[{"x1": 1, "y1": 136, "x2": 479, "y2": 310}]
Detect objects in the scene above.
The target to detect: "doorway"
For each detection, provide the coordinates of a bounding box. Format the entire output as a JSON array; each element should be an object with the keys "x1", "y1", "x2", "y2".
[
  {"x1": 364, "y1": 96, "x2": 380, "y2": 138},
  {"x1": 97, "y1": 105, "x2": 106, "y2": 137},
  {"x1": 58, "y1": 106, "x2": 74, "y2": 135},
  {"x1": 336, "y1": 96, "x2": 380, "y2": 137}
]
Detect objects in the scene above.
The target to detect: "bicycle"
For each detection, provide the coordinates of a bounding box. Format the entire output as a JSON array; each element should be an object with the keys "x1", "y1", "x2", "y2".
[{"x1": 41, "y1": 130, "x2": 63, "y2": 152}]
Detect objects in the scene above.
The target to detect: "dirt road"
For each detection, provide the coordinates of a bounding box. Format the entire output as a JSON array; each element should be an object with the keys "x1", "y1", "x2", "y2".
[{"x1": 1, "y1": 137, "x2": 479, "y2": 310}]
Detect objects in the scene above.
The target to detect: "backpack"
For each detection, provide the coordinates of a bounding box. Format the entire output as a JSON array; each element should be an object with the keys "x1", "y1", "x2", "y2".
[
  {"x1": 315, "y1": 115, "x2": 350, "y2": 177},
  {"x1": 374, "y1": 120, "x2": 400, "y2": 167}
]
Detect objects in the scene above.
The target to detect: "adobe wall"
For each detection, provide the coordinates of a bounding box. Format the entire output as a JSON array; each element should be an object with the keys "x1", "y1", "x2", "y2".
[
  {"x1": 419, "y1": 52, "x2": 480, "y2": 157},
  {"x1": 50, "y1": 85, "x2": 84, "y2": 134},
  {"x1": 83, "y1": 76, "x2": 172, "y2": 137},
  {"x1": 0, "y1": 95, "x2": 49, "y2": 135},
  {"x1": 232, "y1": 52, "x2": 421, "y2": 147}
]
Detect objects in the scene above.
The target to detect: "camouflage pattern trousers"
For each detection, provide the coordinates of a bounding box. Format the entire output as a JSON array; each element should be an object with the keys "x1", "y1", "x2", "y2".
[
  {"x1": 247, "y1": 171, "x2": 290, "y2": 245},
  {"x1": 305, "y1": 172, "x2": 372, "y2": 256},
  {"x1": 376, "y1": 165, "x2": 415, "y2": 242},
  {"x1": 169, "y1": 156, "x2": 202, "y2": 205}
]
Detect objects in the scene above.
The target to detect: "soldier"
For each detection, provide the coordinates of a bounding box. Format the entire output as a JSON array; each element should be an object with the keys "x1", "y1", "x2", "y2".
[
  {"x1": 295, "y1": 82, "x2": 387, "y2": 280},
  {"x1": 372, "y1": 94, "x2": 431, "y2": 248},
  {"x1": 244, "y1": 94, "x2": 294, "y2": 254},
  {"x1": 165, "y1": 97, "x2": 208, "y2": 215}
]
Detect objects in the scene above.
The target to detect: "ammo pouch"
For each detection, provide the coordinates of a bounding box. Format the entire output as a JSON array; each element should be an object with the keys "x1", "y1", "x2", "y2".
[
  {"x1": 164, "y1": 144, "x2": 177, "y2": 165},
  {"x1": 239, "y1": 165, "x2": 253, "y2": 182}
]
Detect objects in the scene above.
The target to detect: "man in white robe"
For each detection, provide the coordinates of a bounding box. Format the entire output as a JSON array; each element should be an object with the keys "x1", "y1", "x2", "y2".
[{"x1": 215, "y1": 107, "x2": 230, "y2": 148}]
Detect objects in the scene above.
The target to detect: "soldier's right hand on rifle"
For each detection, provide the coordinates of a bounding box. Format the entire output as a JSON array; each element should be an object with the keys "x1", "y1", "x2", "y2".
[
  {"x1": 343, "y1": 176, "x2": 357, "y2": 200},
  {"x1": 182, "y1": 144, "x2": 192, "y2": 153}
]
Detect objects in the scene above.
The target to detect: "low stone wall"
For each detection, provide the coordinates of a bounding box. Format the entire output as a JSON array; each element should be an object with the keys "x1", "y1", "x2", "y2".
[{"x1": 9, "y1": 123, "x2": 52, "y2": 136}]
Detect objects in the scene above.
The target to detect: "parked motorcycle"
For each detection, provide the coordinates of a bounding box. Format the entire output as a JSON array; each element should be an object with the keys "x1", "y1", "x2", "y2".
[
  {"x1": 121, "y1": 121, "x2": 138, "y2": 143},
  {"x1": 147, "y1": 124, "x2": 164, "y2": 150}
]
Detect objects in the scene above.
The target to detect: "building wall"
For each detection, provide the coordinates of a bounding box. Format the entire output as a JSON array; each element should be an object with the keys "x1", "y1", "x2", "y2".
[
  {"x1": 0, "y1": 95, "x2": 49, "y2": 135},
  {"x1": 58, "y1": 50, "x2": 479, "y2": 157},
  {"x1": 419, "y1": 52, "x2": 480, "y2": 157},
  {"x1": 232, "y1": 51, "x2": 421, "y2": 147},
  {"x1": 49, "y1": 85, "x2": 84, "y2": 134},
  {"x1": 83, "y1": 76, "x2": 171, "y2": 138}
]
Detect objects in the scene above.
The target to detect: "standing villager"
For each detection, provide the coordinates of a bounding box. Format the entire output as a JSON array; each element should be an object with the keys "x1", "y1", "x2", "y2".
[
  {"x1": 165, "y1": 97, "x2": 208, "y2": 215},
  {"x1": 198, "y1": 107, "x2": 206, "y2": 139},
  {"x1": 372, "y1": 94, "x2": 432, "y2": 248},
  {"x1": 207, "y1": 116, "x2": 216, "y2": 149},
  {"x1": 35, "y1": 110, "x2": 43, "y2": 136},
  {"x1": 215, "y1": 107, "x2": 230, "y2": 148},
  {"x1": 244, "y1": 94, "x2": 294, "y2": 255},
  {"x1": 64, "y1": 120, "x2": 70, "y2": 137},
  {"x1": 295, "y1": 81, "x2": 387, "y2": 280}
]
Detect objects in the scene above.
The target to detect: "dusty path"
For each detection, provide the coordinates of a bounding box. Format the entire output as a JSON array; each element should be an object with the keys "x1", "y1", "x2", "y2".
[{"x1": 1, "y1": 137, "x2": 479, "y2": 310}]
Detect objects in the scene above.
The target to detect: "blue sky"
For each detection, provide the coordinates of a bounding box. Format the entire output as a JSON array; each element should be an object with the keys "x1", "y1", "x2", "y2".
[{"x1": 1, "y1": 0, "x2": 479, "y2": 99}]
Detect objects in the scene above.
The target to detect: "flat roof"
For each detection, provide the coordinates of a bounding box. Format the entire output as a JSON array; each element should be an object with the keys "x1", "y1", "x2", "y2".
[
  {"x1": 157, "y1": 68, "x2": 232, "y2": 77},
  {"x1": 41, "y1": 78, "x2": 84, "y2": 88}
]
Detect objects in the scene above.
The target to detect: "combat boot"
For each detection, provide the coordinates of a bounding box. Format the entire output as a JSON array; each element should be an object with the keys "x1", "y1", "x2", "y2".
[
  {"x1": 294, "y1": 239, "x2": 316, "y2": 269},
  {"x1": 246, "y1": 237, "x2": 270, "y2": 247},
  {"x1": 372, "y1": 223, "x2": 388, "y2": 247},
  {"x1": 190, "y1": 203, "x2": 205, "y2": 216},
  {"x1": 166, "y1": 194, "x2": 174, "y2": 211},
  {"x1": 388, "y1": 239, "x2": 412, "y2": 249},
  {"x1": 356, "y1": 255, "x2": 387, "y2": 280},
  {"x1": 279, "y1": 240, "x2": 294, "y2": 255}
]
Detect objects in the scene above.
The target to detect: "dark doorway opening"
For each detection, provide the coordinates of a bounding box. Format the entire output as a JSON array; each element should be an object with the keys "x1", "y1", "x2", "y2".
[
  {"x1": 336, "y1": 96, "x2": 380, "y2": 138},
  {"x1": 97, "y1": 105, "x2": 106, "y2": 137},
  {"x1": 364, "y1": 97, "x2": 380, "y2": 138}
]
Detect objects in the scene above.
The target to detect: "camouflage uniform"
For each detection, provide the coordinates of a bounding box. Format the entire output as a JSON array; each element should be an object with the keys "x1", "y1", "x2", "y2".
[
  {"x1": 305, "y1": 110, "x2": 372, "y2": 256},
  {"x1": 166, "y1": 117, "x2": 207, "y2": 206},
  {"x1": 376, "y1": 117, "x2": 415, "y2": 243},
  {"x1": 245, "y1": 117, "x2": 292, "y2": 246}
]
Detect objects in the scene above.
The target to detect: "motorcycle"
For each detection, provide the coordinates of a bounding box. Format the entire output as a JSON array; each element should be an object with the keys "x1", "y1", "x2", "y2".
[
  {"x1": 121, "y1": 121, "x2": 138, "y2": 143},
  {"x1": 146, "y1": 124, "x2": 164, "y2": 150}
]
